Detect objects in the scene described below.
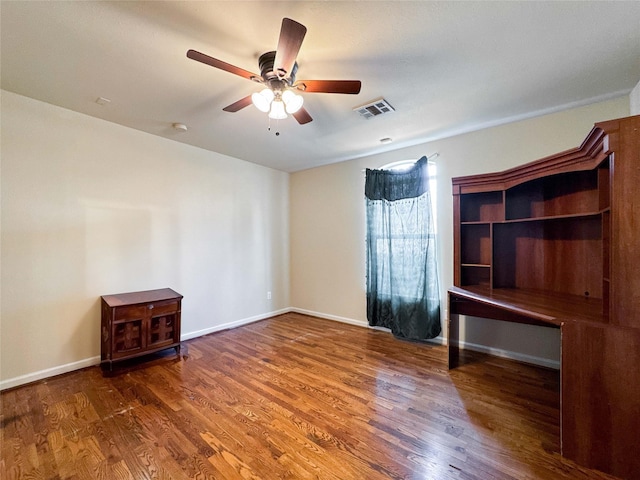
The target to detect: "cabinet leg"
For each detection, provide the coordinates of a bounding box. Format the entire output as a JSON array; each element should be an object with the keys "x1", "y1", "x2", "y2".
[{"x1": 101, "y1": 361, "x2": 114, "y2": 377}]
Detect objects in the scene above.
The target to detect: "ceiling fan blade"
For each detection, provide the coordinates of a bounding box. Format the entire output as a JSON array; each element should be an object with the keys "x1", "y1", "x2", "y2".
[
  {"x1": 187, "y1": 49, "x2": 259, "y2": 81},
  {"x1": 273, "y1": 18, "x2": 307, "y2": 79},
  {"x1": 293, "y1": 80, "x2": 362, "y2": 94},
  {"x1": 223, "y1": 95, "x2": 254, "y2": 112},
  {"x1": 292, "y1": 107, "x2": 313, "y2": 125}
]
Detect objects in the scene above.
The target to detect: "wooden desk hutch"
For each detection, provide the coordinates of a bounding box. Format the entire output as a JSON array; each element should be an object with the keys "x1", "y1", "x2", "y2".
[{"x1": 448, "y1": 115, "x2": 640, "y2": 479}]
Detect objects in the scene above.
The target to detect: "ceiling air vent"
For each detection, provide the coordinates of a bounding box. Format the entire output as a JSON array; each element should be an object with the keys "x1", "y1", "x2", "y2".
[{"x1": 354, "y1": 98, "x2": 395, "y2": 119}]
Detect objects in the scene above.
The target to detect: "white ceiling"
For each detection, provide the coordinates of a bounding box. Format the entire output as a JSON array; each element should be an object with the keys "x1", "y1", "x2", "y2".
[{"x1": 2, "y1": 1, "x2": 639, "y2": 172}]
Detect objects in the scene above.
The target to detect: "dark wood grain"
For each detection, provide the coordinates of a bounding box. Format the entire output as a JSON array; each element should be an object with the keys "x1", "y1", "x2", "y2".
[
  {"x1": 459, "y1": 191, "x2": 504, "y2": 222},
  {"x1": 223, "y1": 95, "x2": 253, "y2": 113},
  {"x1": 293, "y1": 79, "x2": 362, "y2": 94},
  {"x1": 450, "y1": 114, "x2": 640, "y2": 479},
  {"x1": 186, "y1": 50, "x2": 258, "y2": 81},
  {"x1": 461, "y1": 224, "x2": 491, "y2": 266},
  {"x1": 101, "y1": 288, "x2": 182, "y2": 308},
  {"x1": 1, "y1": 314, "x2": 620, "y2": 480},
  {"x1": 292, "y1": 106, "x2": 313, "y2": 125},
  {"x1": 561, "y1": 321, "x2": 640, "y2": 479},
  {"x1": 273, "y1": 18, "x2": 307, "y2": 79},
  {"x1": 452, "y1": 121, "x2": 610, "y2": 194},
  {"x1": 608, "y1": 116, "x2": 640, "y2": 327},
  {"x1": 492, "y1": 217, "x2": 602, "y2": 297},
  {"x1": 449, "y1": 286, "x2": 607, "y2": 326},
  {"x1": 101, "y1": 289, "x2": 182, "y2": 373}
]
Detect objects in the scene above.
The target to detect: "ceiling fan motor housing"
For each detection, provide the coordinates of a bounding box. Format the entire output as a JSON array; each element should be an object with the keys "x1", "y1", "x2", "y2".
[{"x1": 259, "y1": 51, "x2": 298, "y2": 86}]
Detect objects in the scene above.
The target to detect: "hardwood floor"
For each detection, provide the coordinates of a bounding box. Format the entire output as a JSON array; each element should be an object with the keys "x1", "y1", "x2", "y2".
[{"x1": 1, "y1": 313, "x2": 621, "y2": 479}]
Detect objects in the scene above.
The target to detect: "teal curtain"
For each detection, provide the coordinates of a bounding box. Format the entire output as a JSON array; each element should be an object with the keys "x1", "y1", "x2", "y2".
[{"x1": 365, "y1": 156, "x2": 441, "y2": 340}]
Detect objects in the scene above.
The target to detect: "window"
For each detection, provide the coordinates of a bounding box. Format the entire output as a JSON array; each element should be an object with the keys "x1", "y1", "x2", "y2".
[{"x1": 365, "y1": 156, "x2": 441, "y2": 340}]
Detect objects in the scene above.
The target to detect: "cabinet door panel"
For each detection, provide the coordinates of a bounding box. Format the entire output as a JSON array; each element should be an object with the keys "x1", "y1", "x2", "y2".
[
  {"x1": 148, "y1": 314, "x2": 178, "y2": 347},
  {"x1": 112, "y1": 319, "x2": 145, "y2": 357}
]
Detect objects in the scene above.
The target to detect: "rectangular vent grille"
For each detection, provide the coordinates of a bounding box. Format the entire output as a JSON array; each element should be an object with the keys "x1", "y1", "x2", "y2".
[{"x1": 354, "y1": 98, "x2": 395, "y2": 119}]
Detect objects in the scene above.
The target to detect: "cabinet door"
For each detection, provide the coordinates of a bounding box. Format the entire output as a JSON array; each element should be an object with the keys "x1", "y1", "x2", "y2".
[
  {"x1": 147, "y1": 302, "x2": 179, "y2": 348},
  {"x1": 112, "y1": 306, "x2": 147, "y2": 358}
]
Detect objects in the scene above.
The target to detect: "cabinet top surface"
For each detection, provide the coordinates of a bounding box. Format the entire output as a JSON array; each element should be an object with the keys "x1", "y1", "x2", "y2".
[{"x1": 101, "y1": 288, "x2": 182, "y2": 307}]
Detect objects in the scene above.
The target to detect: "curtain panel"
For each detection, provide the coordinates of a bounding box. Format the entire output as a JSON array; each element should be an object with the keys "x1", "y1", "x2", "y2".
[{"x1": 365, "y1": 156, "x2": 441, "y2": 340}]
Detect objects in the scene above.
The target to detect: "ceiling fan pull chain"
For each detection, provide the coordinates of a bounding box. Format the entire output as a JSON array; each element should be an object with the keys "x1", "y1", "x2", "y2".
[{"x1": 267, "y1": 117, "x2": 281, "y2": 136}]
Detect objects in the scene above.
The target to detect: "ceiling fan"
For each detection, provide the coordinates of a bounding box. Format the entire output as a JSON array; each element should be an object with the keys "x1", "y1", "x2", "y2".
[{"x1": 187, "y1": 18, "x2": 362, "y2": 125}]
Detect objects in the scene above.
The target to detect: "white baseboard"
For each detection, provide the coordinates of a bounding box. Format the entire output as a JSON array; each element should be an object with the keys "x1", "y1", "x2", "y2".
[
  {"x1": 1, "y1": 307, "x2": 558, "y2": 391},
  {"x1": 289, "y1": 307, "x2": 369, "y2": 328},
  {"x1": 290, "y1": 308, "x2": 556, "y2": 368},
  {"x1": 0, "y1": 356, "x2": 101, "y2": 391},
  {"x1": 452, "y1": 339, "x2": 560, "y2": 370},
  {"x1": 180, "y1": 307, "x2": 291, "y2": 341},
  {"x1": 0, "y1": 307, "x2": 291, "y2": 391},
  {"x1": 426, "y1": 335, "x2": 446, "y2": 345},
  {"x1": 289, "y1": 307, "x2": 446, "y2": 346}
]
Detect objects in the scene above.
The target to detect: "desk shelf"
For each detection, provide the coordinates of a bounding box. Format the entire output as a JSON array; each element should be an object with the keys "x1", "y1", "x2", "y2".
[{"x1": 454, "y1": 142, "x2": 611, "y2": 312}]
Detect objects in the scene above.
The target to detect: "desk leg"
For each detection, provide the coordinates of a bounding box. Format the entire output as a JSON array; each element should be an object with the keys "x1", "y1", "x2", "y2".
[{"x1": 448, "y1": 305, "x2": 460, "y2": 369}]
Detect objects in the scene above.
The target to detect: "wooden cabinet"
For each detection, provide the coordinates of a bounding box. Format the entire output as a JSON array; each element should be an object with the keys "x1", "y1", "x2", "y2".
[
  {"x1": 101, "y1": 288, "x2": 183, "y2": 372},
  {"x1": 449, "y1": 115, "x2": 640, "y2": 479}
]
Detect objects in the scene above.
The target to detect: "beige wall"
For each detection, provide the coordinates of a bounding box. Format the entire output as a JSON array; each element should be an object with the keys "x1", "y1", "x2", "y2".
[
  {"x1": 1, "y1": 90, "x2": 633, "y2": 388},
  {"x1": 290, "y1": 96, "x2": 630, "y2": 367},
  {"x1": 1, "y1": 90, "x2": 290, "y2": 388},
  {"x1": 631, "y1": 78, "x2": 640, "y2": 115}
]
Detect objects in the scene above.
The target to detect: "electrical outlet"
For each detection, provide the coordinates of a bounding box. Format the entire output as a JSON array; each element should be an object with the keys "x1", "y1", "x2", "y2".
[{"x1": 267, "y1": 291, "x2": 272, "y2": 300}]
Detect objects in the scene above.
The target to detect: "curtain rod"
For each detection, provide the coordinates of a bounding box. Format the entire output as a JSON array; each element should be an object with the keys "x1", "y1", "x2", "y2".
[{"x1": 361, "y1": 153, "x2": 439, "y2": 172}]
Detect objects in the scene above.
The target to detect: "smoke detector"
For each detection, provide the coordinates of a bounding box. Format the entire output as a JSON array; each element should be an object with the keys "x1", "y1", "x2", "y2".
[{"x1": 354, "y1": 98, "x2": 394, "y2": 119}]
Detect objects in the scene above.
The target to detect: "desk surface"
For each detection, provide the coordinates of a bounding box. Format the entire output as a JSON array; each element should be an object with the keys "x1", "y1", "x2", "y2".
[
  {"x1": 448, "y1": 286, "x2": 607, "y2": 327},
  {"x1": 447, "y1": 284, "x2": 640, "y2": 479}
]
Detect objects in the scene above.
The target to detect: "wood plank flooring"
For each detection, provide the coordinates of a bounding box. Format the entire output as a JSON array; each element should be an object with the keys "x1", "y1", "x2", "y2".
[{"x1": 1, "y1": 313, "x2": 622, "y2": 479}]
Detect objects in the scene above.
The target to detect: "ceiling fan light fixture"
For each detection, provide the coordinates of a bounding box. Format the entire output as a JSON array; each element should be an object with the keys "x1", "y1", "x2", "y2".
[
  {"x1": 282, "y1": 90, "x2": 304, "y2": 114},
  {"x1": 252, "y1": 88, "x2": 275, "y2": 112},
  {"x1": 188, "y1": 18, "x2": 361, "y2": 126},
  {"x1": 269, "y1": 100, "x2": 287, "y2": 120}
]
